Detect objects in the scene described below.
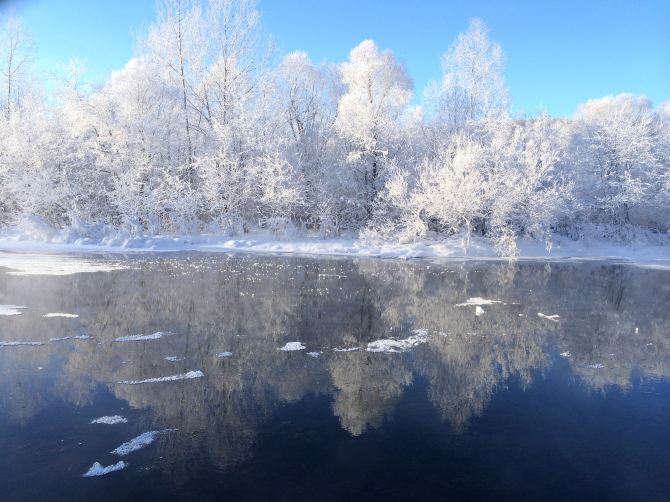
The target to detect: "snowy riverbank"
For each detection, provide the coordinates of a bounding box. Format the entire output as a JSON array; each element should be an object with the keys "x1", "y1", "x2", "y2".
[{"x1": 1, "y1": 229, "x2": 670, "y2": 268}]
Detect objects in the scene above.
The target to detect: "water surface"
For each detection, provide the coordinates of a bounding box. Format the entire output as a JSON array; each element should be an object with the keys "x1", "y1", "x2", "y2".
[{"x1": 0, "y1": 252, "x2": 669, "y2": 501}]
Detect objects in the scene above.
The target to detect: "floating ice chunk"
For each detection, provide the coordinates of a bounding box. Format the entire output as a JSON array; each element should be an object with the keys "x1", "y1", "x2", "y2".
[
  {"x1": 91, "y1": 415, "x2": 128, "y2": 425},
  {"x1": 0, "y1": 305, "x2": 26, "y2": 316},
  {"x1": 307, "y1": 352, "x2": 321, "y2": 358},
  {"x1": 49, "y1": 334, "x2": 91, "y2": 342},
  {"x1": 83, "y1": 461, "x2": 127, "y2": 477},
  {"x1": 538, "y1": 313, "x2": 560, "y2": 322},
  {"x1": 114, "y1": 332, "x2": 169, "y2": 342},
  {"x1": 560, "y1": 351, "x2": 571, "y2": 358},
  {"x1": 164, "y1": 356, "x2": 184, "y2": 362},
  {"x1": 216, "y1": 352, "x2": 233, "y2": 358},
  {"x1": 0, "y1": 252, "x2": 124, "y2": 276},
  {"x1": 0, "y1": 340, "x2": 44, "y2": 347},
  {"x1": 333, "y1": 347, "x2": 360, "y2": 352},
  {"x1": 43, "y1": 313, "x2": 79, "y2": 318},
  {"x1": 585, "y1": 363, "x2": 604, "y2": 369},
  {"x1": 278, "y1": 342, "x2": 306, "y2": 351},
  {"x1": 117, "y1": 370, "x2": 204, "y2": 385},
  {"x1": 111, "y1": 429, "x2": 175, "y2": 456},
  {"x1": 475, "y1": 306, "x2": 485, "y2": 316},
  {"x1": 456, "y1": 298, "x2": 501, "y2": 307},
  {"x1": 366, "y1": 329, "x2": 430, "y2": 353}
]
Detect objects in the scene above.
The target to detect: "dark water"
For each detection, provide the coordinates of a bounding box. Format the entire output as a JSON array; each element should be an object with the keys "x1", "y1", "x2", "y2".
[{"x1": 0, "y1": 252, "x2": 669, "y2": 501}]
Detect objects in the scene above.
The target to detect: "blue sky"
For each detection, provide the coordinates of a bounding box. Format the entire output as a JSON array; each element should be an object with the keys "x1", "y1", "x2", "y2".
[{"x1": 5, "y1": 0, "x2": 669, "y2": 116}]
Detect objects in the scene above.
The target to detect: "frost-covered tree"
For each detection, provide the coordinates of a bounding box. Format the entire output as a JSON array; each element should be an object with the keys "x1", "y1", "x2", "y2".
[
  {"x1": 0, "y1": 14, "x2": 34, "y2": 118},
  {"x1": 573, "y1": 94, "x2": 661, "y2": 230},
  {"x1": 425, "y1": 18, "x2": 508, "y2": 136},
  {"x1": 336, "y1": 40, "x2": 413, "y2": 215}
]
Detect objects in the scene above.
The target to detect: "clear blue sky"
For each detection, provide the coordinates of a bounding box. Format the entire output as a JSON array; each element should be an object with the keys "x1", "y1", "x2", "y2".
[{"x1": 5, "y1": 0, "x2": 669, "y2": 116}]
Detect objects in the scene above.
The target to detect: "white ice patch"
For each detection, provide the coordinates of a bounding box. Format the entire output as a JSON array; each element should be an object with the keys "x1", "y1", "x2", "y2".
[
  {"x1": 114, "y1": 332, "x2": 169, "y2": 342},
  {"x1": 111, "y1": 429, "x2": 175, "y2": 456},
  {"x1": 117, "y1": 370, "x2": 204, "y2": 385},
  {"x1": 82, "y1": 461, "x2": 127, "y2": 477},
  {"x1": 43, "y1": 312, "x2": 79, "y2": 318},
  {"x1": 366, "y1": 329, "x2": 430, "y2": 353},
  {"x1": 475, "y1": 306, "x2": 485, "y2": 316},
  {"x1": 0, "y1": 252, "x2": 124, "y2": 276},
  {"x1": 278, "y1": 342, "x2": 306, "y2": 351},
  {"x1": 585, "y1": 363, "x2": 604, "y2": 369},
  {"x1": 307, "y1": 352, "x2": 321, "y2": 358},
  {"x1": 456, "y1": 297, "x2": 501, "y2": 307},
  {"x1": 0, "y1": 340, "x2": 44, "y2": 347},
  {"x1": 538, "y1": 313, "x2": 560, "y2": 322},
  {"x1": 49, "y1": 334, "x2": 91, "y2": 342},
  {"x1": 0, "y1": 305, "x2": 26, "y2": 316},
  {"x1": 333, "y1": 347, "x2": 360, "y2": 352},
  {"x1": 164, "y1": 356, "x2": 184, "y2": 362},
  {"x1": 560, "y1": 351, "x2": 571, "y2": 358},
  {"x1": 91, "y1": 415, "x2": 128, "y2": 425},
  {"x1": 216, "y1": 352, "x2": 233, "y2": 358}
]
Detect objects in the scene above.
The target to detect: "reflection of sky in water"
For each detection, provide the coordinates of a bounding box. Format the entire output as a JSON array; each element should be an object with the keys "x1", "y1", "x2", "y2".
[{"x1": 0, "y1": 254, "x2": 669, "y2": 500}]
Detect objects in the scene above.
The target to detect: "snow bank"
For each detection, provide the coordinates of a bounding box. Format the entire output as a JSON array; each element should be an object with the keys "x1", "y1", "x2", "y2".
[
  {"x1": 91, "y1": 415, "x2": 128, "y2": 425},
  {"x1": 366, "y1": 329, "x2": 430, "y2": 353},
  {"x1": 83, "y1": 461, "x2": 127, "y2": 477},
  {"x1": 2, "y1": 231, "x2": 670, "y2": 267},
  {"x1": 117, "y1": 370, "x2": 204, "y2": 385},
  {"x1": 278, "y1": 342, "x2": 306, "y2": 351},
  {"x1": 0, "y1": 305, "x2": 26, "y2": 316}
]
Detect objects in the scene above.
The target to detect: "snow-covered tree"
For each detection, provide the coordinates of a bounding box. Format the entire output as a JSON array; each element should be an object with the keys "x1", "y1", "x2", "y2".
[
  {"x1": 425, "y1": 18, "x2": 508, "y2": 136},
  {"x1": 0, "y1": 14, "x2": 34, "y2": 118},
  {"x1": 573, "y1": 94, "x2": 660, "y2": 229},
  {"x1": 336, "y1": 40, "x2": 413, "y2": 215}
]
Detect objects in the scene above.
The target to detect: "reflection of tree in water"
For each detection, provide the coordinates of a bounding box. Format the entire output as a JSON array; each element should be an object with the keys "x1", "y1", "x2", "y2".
[{"x1": 1, "y1": 254, "x2": 670, "y2": 476}]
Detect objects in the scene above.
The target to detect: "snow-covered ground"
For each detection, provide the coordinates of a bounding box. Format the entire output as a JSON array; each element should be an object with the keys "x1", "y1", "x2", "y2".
[{"x1": 1, "y1": 230, "x2": 670, "y2": 269}]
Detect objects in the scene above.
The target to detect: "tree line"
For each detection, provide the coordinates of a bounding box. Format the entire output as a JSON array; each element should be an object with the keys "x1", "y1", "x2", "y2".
[{"x1": 0, "y1": 0, "x2": 668, "y2": 252}]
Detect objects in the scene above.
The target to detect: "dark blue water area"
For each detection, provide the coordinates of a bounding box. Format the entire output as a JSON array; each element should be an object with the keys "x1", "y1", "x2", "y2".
[{"x1": 1, "y1": 253, "x2": 669, "y2": 500}]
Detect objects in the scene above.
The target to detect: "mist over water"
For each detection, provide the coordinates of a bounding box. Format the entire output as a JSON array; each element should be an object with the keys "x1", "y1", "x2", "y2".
[{"x1": 1, "y1": 253, "x2": 669, "y2": 501}]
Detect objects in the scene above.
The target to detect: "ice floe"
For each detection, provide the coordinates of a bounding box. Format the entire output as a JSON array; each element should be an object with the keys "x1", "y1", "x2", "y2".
[
  {"x1": 216, "y1": 352, "x2": 233, "y2": 358},
  {"x1": 307, "y1": 352, "x2": 321, "y2": 358},
  {"x1": 90, "y1": 415, "x2": 128, "y2": 425},
  {"x1": 83, "y1": 461, "x2": 127, "y2": 477},
  {"x1": 538, "y1": 313, "x2": 560, "y2": 322},
  {"x1": 456, "y1": 297, "x2": 501, "y2": 307},
  {"x1": 333, "y1": 347, "x2": 360, "y2": 352},
  {"x1": 0, "y1": 305, "x2": 26, "y2": 316},
  {"x1": 0, "y1": 252, "x2": 124, "y2": 276},
  {"x1": 43, "y1": 313, "x2": 79, "y2": 318},
  {"x1": 278, "y1": 342, "x2": 306, "y2": 351},
  {"x1": 0, "y1": 340, "x2": 45, "y2": 347},
  {"x1": 366, "y1": 329, "x2": 430, "y2": 353},
  {"x1": 111, "y1": 429, "x2": 175, "y2": 456},
  {"x1": 585, "y1": 363, "x2": 605, "y2": 369},
  {"x1": 117, "y1": 370, "x2": 204, "y2": 385},
  {"x1": 114, "y1": 332, "x2": 169, "y2": 342},
  {"x1": 164, "y1": 356, "x2": 184, "y2": 362},
  {"x1": 560, "y1": 351, "x2": 571, "y2": 358},
  {"x1": 475, "y1": 306, "x2": 486, "y2": 316},
  {"x1": 49, "y1": 334, "x2": 91, "y2": 342}
]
